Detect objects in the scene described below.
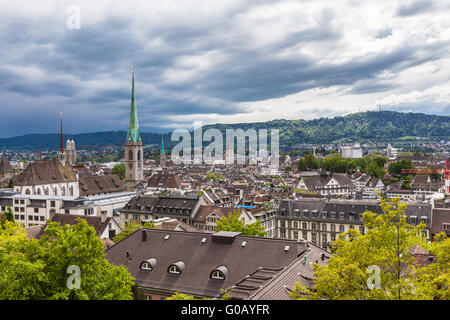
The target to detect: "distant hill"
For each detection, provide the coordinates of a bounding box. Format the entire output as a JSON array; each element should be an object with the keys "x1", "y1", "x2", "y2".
[{"x1": 1, "y1": 111, "x2": 449, "y2": 151}]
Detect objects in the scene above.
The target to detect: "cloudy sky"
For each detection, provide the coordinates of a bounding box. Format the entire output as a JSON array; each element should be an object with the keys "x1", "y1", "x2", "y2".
[{"x1": 0, "y1": 0, "x2": 449, "y2": 138}]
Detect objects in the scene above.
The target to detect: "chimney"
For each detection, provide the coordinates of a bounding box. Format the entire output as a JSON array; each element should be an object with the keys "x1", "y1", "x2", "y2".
[
  {"x1": 141, "y1": 229, "x2": 147, "y2": 242},
  {"x1": 297, "y1": 239, "x2": 307, "y2": 256}
]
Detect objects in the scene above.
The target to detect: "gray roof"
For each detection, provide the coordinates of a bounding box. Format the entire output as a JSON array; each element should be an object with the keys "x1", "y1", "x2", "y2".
[{"x1": 105, "y1": 229, "x2": 302, "y2": 298}]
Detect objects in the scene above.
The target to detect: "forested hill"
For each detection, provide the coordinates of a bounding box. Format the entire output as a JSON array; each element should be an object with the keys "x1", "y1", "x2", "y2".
[{"x1": 1, "y1": 111, "x2": 449, "y2": 151}]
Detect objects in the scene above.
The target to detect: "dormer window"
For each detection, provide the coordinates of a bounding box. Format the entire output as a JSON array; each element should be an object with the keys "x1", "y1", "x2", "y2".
[
  {"x1": 168, "y1": 261, "x2": 185, "y2": 275},
  {"x1": 140, "y1": 258, "x2": 157, "y2": 271},
  {"x1": 210, "y1": 266, "x2": 228, "y2": 280}
]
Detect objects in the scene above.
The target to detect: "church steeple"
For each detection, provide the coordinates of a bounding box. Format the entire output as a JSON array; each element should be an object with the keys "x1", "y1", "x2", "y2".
[
  {"x1": 127, "y1": 65, "x2": 141, "y2": 144},
  {"x1": 124, "y1": 65, "x2": 144, "y2": 189},
  {"x1": 160, "y1": 134, "x2": 166, "y2": 168}
]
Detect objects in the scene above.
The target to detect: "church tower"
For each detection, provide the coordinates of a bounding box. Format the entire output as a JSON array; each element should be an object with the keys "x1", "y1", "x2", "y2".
[
  {"x1": 125, "y1": 65, "x2": 144, "y2": 189},
  {"x1": 57, "y1": 112, "x2": 66, "y2": 166},
  {"x1": 160, "y1": 134, "x2": 166, "y2": 168}
]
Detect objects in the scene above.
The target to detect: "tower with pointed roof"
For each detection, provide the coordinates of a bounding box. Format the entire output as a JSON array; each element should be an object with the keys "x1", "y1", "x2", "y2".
[
  {"x1": 57, "y1": 112, "x2": 66, "y2": 166},
  {"x1": 160, "y1": 134, "x2": 166, "y2": 168},
  {"x1": 125, "y1": 65, "x2": 144, "y2": 188}
]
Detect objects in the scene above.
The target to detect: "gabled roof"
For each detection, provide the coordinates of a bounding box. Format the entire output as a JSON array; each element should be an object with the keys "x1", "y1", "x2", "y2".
[
  {"x1": 11, "y1": 158, "x2": 77, "y2": 187},
  {"x1": 105, "y1": 229, "x2": 301, "y2": 298},
  {"x1": 78, "y1": 174, "x2": 126, "y2": 196},
  {"x1": 193, "y1": 206, "x2": 235, "y2": 223},
  {"x1": 49, "y1": 213, "x2": 112, "y2": 236},
  {"x1": 145, "y1": 173, "x2": 183, "y2": 189}
]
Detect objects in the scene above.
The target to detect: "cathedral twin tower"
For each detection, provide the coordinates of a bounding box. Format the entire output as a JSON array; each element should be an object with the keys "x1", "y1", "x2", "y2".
[{"x1": 124, "y1": 66, "x2": 144, "y2": 189}]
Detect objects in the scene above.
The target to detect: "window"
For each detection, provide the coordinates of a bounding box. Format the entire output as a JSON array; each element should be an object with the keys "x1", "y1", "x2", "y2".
[
  {"x1": 169, "y1": 265, "x2": 181, "y2": 274},
  {"x1": 20, "y1": 207, "x2": 24, "y2": 212},
  {"x1": 339, "y1": 225, "x2": 345, "y2": 233},
  {"x1": 311, "y1": 223, "x2": 316, "y2": 230},
  {"x1": 302, "y1": 232, "x2": 307, "y2": 240},
  {"x1": 211, "y1": 270, "x2": 225, "y2": 280},
  {"x1": 129, "y1": 150, "x2": 133, "y2": 161},
  {"x1": 140, "y1": 258, "x2": 157, "y2": 271},
  {"x1": 20, "y1": 200, "x2": 25, "y2": 205},
  {"x1": 65, "y1": 209, "x2": 69, "y2": 214},
  {"x1": 293, "y1": 231, "x2": 298, "y2": 240},
  {"x1": 210, "y1": 266, "x2": 228, "y2": 280},
  {"x1": 34, "y1": 208, "x2": 39, "y2": 213},
  {"x1": 359, "y1": 226, "x2": 365, "y2": 234},
  {"x1": 331, "y1": 224, "x2": 336, "y2": 232},
  {"x1": 51, "y1": 201, "x2": 55, "y2": 207},
  {"x1": 40, "y1": 216, "x2": 45, "y2": 221},
  {"x1": 302, "y1": 222, "x2": 307, "y2": 230},
  {"x1": 293, "y1": 222, "x2": 298, "y2": 229},
  {"x1": 322, "y1": 223, "x2": 327, "y2": 231},
  {"x1": 14, "y1": 207, "x2": 19, "y2": 212},
  {"x1": 14, "y1": 199, "x2": 19, "y2": 204},
  {"x1": 311, "y1": 233, "x2": 317, "y2": 243},
  {"x1": 168, "y1": 261, "x2": 185, "y2": 275}
]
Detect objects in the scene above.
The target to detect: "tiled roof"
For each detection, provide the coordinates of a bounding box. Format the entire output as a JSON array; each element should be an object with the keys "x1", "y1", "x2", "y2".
[
  {"x1": 50, "y1": 213, "x2": 112, "y2": 236},
  {"x1": 78, "y1": 175, "x2": 126, "y2": 196},
  {"x1": 105, "y1": 229, "x2": 301, "y2": 298},
  {"x1": 12, "y1": 159, "x2": 77, "y2": 186}
]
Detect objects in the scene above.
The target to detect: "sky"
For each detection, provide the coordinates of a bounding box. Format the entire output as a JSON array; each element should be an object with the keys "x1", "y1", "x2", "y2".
[{"x1": 0, "y1": 0, "x2": 450, "y2": 138}]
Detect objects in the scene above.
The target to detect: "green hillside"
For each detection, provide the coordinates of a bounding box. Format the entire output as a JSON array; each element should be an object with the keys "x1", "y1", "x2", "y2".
[{"x1": 1, "y1": 111, "x2": 449, "y2": 151}]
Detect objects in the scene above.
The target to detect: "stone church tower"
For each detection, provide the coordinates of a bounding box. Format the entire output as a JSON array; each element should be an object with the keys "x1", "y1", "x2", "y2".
[
  {"x1": 65, "y1": 139, "x2": 77, "y2": 165},
  {"x1": 125, "y1": 66, "x2": 144, "y2": 189}
]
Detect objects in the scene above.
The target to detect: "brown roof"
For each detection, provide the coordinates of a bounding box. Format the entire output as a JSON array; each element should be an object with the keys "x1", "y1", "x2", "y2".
[
  {"x1": 12, "y1": 159, "x2": 77, "y2": 186},
  {"x1": 145, "y1": 173, "x2": 183, "y2": 189},
  {"x1": 246, "y1": 242, "x2": 330, "y2": 300},
  {"x1": 78, "y1": 174, "x2": 126, "y2": 196},
  {"x1": 154, "y1": 218, "x2": 199, "y2": 233},
  {"x1": 193, "y1": 206, "x2": 236, "y2": 223},
  {"x1": 49, "y1": 213, "x2": 111, "y2": 236},
  {"x1": 105, "y1": 229, "x2": 301, "y2": 298},
  {"x1": 25, "y1": 225, "x2": 45, "y2": 240}
]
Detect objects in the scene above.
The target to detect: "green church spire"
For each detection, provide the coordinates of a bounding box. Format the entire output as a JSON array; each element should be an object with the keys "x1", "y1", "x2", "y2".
[
  {"x1": 161, "y1": 134, "x2": 165, "y2": 156},
  {"x1": 127, "y1": 65, "x2": 141, "y2": 144}
]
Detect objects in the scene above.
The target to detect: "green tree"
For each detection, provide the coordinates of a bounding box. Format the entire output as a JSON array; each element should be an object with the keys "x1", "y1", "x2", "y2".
[
  {"x1": 290, "y1": 196, "x2": 433, "y2": 300},
  {"x1": 0, "y1": 218, "x2": 135, "y2": 299},
  {"x1": 215, "y1": 210, "x2": 267, "y2": 237},
  {"x1": 413, "y1": 233, "x2": 450, "y2": 299},
  {"x1": 113, "y1": 220, "x2": 156, "y2": 242},
  {"x1": 2, "y1": 206, "x2": 14, "y2": 223},
  {"x1": 111, "y1": 164, "x2": 126, "y2": 180},
  {"x1": 205, "y1": 172, "x2": 225, "y2": 181},
  {"x1": 388, "y1": 159, "x2": 414, "y2": 177}
]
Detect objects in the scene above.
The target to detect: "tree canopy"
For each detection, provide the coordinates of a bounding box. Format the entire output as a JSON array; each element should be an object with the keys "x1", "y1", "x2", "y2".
[
  {"x1": 215, "y1": 210, "x2": 267, "y2": 237},
  {"x1": 290, "y1": 196, "x2": 449, "y2": 300},
  {"x1": 0, "y1": 218, "x2": 135, "y2": 300},
  {"x1": 111, "y1": 164, "x2": 126, "y2": 180}
]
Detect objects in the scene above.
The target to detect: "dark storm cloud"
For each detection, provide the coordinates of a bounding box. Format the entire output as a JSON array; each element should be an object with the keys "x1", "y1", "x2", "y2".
[{"x1": 0, "y1": 1, "x2": 449, "y2": 138}]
